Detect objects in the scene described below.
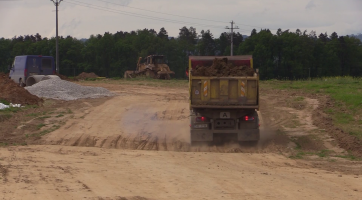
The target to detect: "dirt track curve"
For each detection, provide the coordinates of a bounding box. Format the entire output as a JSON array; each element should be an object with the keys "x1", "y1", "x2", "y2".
[{"x1": 1, "y1": 82, "x2": 361, "y2": 200}]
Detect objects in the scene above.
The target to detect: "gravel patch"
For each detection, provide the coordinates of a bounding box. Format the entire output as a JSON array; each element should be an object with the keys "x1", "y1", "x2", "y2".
[{"x1": 25, "y1": 79, "x2": 114, "y2": 101}]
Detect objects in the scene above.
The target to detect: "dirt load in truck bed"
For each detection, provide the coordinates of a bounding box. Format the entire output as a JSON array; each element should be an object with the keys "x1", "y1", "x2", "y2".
[{"x1": 192, "y1": 58, "x2": 255, "y2": 77}]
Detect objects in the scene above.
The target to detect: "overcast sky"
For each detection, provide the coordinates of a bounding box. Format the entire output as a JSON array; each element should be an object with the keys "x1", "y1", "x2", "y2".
[{"x1": 0, "y1": 0, "x2": 361, "y2": 39}]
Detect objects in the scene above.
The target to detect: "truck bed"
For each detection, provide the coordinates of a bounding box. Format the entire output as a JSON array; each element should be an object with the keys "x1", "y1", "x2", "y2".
[
  {"x1": 190, "y1": 76, "x2": 258, "y2": 108},
  {"x1": 189, "y1": 56, "x2": 259, "y2": 109}
]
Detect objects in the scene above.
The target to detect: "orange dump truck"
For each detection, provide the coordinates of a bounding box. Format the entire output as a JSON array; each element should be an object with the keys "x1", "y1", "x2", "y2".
[{"x1": 188, "y1": 56, "x2": 260, "y2": 145}]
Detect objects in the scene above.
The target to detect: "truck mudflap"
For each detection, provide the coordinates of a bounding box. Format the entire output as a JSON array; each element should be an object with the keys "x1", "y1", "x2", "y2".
[
  {"x1": 237, "y1": 129, "x2": 260, "y2": 141},
  {"x1": 190, "y1": 129, "x2": 260, "y2": 142},
  {"x1": 191, "y1": 131, "x2": 213, "y2": 142},
  {"x1": 190, "y1": 109, "x2": 260, "y2": 144}
]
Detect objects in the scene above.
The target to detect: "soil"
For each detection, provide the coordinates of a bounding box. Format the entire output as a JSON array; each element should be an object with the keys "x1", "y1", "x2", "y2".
[
  {"x1": 56, "y1": 73, "x2": 79, "y2": 81},
  {"x1": 76, "y1": 72, "x2": 99, "y2": 79},
  {"x1": 313, "y1": 96, "x2": 362, "y2": 156},
  {"x1": 0, "y1": 73, "x2": 42, "y2": 105},
  {"x1": 0, "y1": 81, "x2": 361, "y2": 199},
  {"x1": 192, "y1": 58, "x2": 255, "y2": 77}
]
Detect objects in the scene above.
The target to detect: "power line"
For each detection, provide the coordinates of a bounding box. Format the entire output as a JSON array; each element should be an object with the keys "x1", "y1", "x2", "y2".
[
  {"x1": 96, "y1": 0, "x2": 266, "y2": 30},
  {"x1": 66, "y1": 0, "x2": 226, "y2": 29},
  {"x1": 97, "y1": 0, "x2": 228, "y2": 24},
  {"x1": 68, "y1": 0, "x2": 226, "y2": 29},
  {"x1": 65, "y1": 0, "x2": 253, "y2": 33}
]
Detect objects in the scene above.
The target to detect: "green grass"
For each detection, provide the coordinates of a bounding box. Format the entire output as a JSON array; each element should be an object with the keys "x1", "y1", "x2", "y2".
[
  {"x1": 0, "y1": 142, "x2": 9, "y2": 147},
  {"x1": 39, "y1": 116, "x2": 51, "y2": 119},
  {"x1": 289, "y1": 149, "x2": 360, "y2": 161},
  {"x1": 26, "y1": 113, "x2": 41, "y2": 117},
  {"x1": 317, "y1": 149, "x2": 333, "y2": 158},
  {"x1": 0, "y1": 104, "x2": 39, "y2": 122},
  {"x1": 0, "y1": 107, "x2": 21, "y2": 113},
  {"x1": 289, "y1": 151, "x2": 307, "y2": 159},
  {"x1": 335, "y1": 154, "x2": 361, "y2": 161},
  {"x1": 36, "y1": 123, "x2": 46, "y2": 130},
  {"x1": 289, "y1": 151, "x2": 315, "y2": 159},
  {"x1": 264, "y1": 77, "x2": 362, "y2": 109},
  {"x1": 0, "y1": 99, "x2": 10, "y2": 105},
  {"x1": 31, "y1": 125, "x2": 61, "y2": 138},
  {"x1": 293, "y1": 96, "x2": 305, "y2": 102},
  {"x1": 0, "y1": 106, "x2": 22, "y2": 122},
  {"x1": 0, "y1": 142, "x2": 27, "y2": 147},
  {"x1": 262, "y1": 77, "x2": 362, "y2": 139},
  {"x1": 26, "y1": 111, "x2": 47, "y2": 117}
]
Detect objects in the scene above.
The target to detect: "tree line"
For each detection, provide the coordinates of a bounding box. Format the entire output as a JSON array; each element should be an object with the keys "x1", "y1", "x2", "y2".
[{"x1": 0, "y1": 27, "x2": 361, "y2": 80}]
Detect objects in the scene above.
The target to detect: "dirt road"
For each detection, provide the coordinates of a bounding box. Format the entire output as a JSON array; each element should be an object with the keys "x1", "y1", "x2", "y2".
[
  {"x1": 1, "y1": 145, "x2": 361, "y2": 200},
  {"x1": 1, "y1": 82, "x2": 362, "y2": 200}
]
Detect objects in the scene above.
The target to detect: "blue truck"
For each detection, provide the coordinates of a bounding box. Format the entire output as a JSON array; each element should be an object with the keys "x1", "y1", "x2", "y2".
[{"x1": 8, "y1": 55, "x2": 60, "y2": 86}]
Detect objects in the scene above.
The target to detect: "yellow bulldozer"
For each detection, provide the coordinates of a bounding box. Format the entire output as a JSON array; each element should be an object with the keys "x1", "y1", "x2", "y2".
[{"x1": 124, "y1": 55, "x2": 175, "y2": 80}]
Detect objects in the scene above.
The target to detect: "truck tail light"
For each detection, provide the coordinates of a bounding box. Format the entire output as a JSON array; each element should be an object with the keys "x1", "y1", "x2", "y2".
[
  {"x1": 24, "y1": 68, "x2": 28, "y2": 77},
  {"x1": 196, "y1": 116, "x2": 207, "y2": 122},
  {"x1": 53, "y1": 70, "x2": 56, "y2": 75},
  {"x1": 244, "y1": 116, "x2": 255, "y2": 121}
]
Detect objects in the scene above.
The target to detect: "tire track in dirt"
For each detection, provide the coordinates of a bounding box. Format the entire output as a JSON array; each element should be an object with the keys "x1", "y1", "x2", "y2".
[
  {"x1": 39, "y1": 84, "x2": 341, "y2": 154},
  {"x1": 0, "y1": 163, "x2": 8, "y2": 183},
  {"x1": 37, "y1": 87, "x2": 291, "y2": 153}
]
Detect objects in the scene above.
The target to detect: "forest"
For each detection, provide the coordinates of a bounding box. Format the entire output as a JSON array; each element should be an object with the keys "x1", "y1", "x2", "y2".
[{"x1": 0, "y1": 27, "x2": 361, "y2": 80}]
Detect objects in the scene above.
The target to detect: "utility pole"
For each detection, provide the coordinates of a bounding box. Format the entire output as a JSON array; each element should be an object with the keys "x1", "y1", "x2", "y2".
[
  {"x1": 50, "y1": 0, "x2": 63, "y2": 74},
  {"x1": 225, "y1": 21, "x2": 239, "y2": 56}
]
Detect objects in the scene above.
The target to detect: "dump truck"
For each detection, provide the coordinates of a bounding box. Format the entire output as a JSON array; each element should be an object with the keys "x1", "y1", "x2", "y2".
[
  {"x1": 188, "y1": 55, "x2": 260, "y2": 145},
  {"x1": 8, "y1": 55, "x2": 60, "y2": 87},
  {"x1": 124, "y1": 55, "x2": 175, "y2": 80}
]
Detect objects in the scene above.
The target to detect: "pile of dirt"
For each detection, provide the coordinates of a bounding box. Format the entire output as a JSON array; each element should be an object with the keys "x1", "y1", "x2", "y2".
[
  {"x1": 0, "y1": 73, "x2": 42, "y2": 105},
  {"x1": 76, "y1": 72, "x2": 99, "y2": 80},
  {"x1": 56, "y1": 73, "x2": 78, "y2": 81},
  {"x1": 192, "y1": 58, "x2": 255, "y2": 77}
]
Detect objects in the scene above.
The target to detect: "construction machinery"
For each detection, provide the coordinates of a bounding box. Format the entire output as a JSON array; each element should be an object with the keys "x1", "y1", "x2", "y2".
[
  {"x1": 124, "y1": 55, "x2": 175, "y2": 80},
  {"x1": 188, "y1": 55, "x2": 260, "y2": 145}
]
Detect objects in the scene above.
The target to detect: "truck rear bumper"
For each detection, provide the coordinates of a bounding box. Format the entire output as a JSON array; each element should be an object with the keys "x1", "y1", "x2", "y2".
[{"x1": 190, "y1": 129, "x2": 260, "y2": 142}]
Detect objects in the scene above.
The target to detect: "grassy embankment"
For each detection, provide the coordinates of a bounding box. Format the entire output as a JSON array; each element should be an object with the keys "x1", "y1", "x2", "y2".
[{"x1": 262, "y1": 77, "x2": 362, "y2": 139}]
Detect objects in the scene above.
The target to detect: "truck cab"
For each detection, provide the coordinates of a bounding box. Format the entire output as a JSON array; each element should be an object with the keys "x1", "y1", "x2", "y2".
[
  {"x1": 146, "y1": 55, "x2": 165, "y2": 65},
  {"x1": 9, "y1": 55, "x2": 55, "y2": 86}
]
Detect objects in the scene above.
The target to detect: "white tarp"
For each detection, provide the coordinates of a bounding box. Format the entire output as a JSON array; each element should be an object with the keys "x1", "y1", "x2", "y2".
[{"x1": 0, "y1": 103, "x2": 22, "y2": 110}]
